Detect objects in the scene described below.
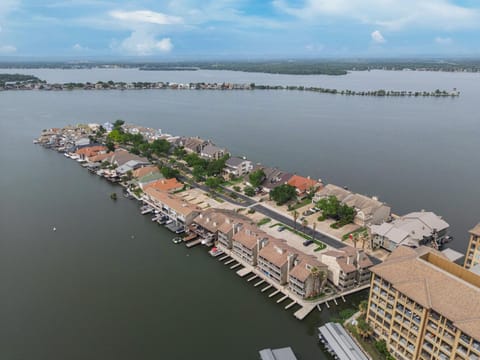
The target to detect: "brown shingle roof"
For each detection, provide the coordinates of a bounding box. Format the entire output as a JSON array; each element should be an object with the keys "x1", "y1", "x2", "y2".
[
  {"x1": 470, "y1": 222, "x2": 480, "y2": 237},
  {"x1": 371, "y1": 246, "x2": 480, "y2": 340},
  {"x1": 144, "y1": 188, "x2": 201, "y2": 217}
]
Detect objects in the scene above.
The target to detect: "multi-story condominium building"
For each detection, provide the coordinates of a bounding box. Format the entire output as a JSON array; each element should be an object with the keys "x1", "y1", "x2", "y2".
[
  {"x1": 257, "y1": 240, "x2": 291, "y2": 285},
  {"x1": 313, "y1": 184, "x2": 391, "y2": 226},
  {"x1": 320, "y1": 246, "x2": 374, "y2": 291},
  {"x1": 464, "y1": 222, "x2": 480, "y2": 270},
  {"x1": 370, "y1": 211, "x2": 450, "y2": 251},
  {"x1": 193, "y1": 209, "x2": 251, "y2": 249},
  {"x1": 143, "y1": 188, "x2": 201, "y2": 231},
  {"x1": 224, "y1": 157, "x2": 253, "y2": 177},
  {"x1": 231, "y1": 225, "x2": 263, "y2": 266},
  {"x1": 367, "y1": 246, "x2": 480, "y2": 360},
  {"x1": 288, "y1": 256, "x2": 328, "y2": 299}
]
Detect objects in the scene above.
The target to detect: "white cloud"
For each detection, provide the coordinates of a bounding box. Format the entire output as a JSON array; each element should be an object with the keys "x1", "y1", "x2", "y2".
[
  {"x1": 72, "y1": 43, "x2": 89, "y2": 51},
  {"x1": 273, "y1": 0, "x2": 480, "y2": 31},
  {"x1": 109, "y1": 10, "x2": 183, "y2": 25},
  {"x1": 0, "y1": 44, "x2": 16, "y2": 53},
  {"x1": 435, "y1": 36, "x2": 452, "y2": 45},
  {"x1": 371, "y1": 30, "x2": 386, "y2": 43},
  {"x1": 117, "y1": 30, "x2": 173, "y2": 55}
]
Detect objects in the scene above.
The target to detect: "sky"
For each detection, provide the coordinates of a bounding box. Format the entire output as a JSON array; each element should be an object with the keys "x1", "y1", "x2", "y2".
[{"x1": 0, "y1": 0, "x2": 480, "y2": 59}]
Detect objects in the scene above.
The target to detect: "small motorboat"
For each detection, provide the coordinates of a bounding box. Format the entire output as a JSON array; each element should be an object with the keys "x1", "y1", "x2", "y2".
[
  {"x1": 172, "y1": 237, "x2": 183, "y2": 244},
  {"x1": 209, "y1": 247, "x2": 224, "y2": 257}
]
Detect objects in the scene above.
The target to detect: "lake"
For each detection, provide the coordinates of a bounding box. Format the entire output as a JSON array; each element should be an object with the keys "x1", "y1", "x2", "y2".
[{"x1": 0, "y1": 68, "x2": 479, "y2": 359}]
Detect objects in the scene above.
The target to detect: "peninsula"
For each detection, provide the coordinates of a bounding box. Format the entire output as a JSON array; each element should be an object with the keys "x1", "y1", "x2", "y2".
[{"x1": 1, "y1": 75, "x2": 460, "y2": 97}]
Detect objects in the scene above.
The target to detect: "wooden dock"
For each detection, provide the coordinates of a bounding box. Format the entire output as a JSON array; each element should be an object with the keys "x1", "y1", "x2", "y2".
[
  {"x1": 247, "y1": 275, "x2": 258, "y2": 282},
  {"x1": 219, "y1": 254, "x2": 230, "y2": 261},
  {"x1": 230, "y1": 263, "x2": 241, "y2": 270},
  {"x1": 277, "y1": 295, "x2": 289, "y2": 304},
  {"x1": 294, "y1": 304, "x2": 316, "y2": 320},
  {"x1": 237, "y1": 268, "x2": 251, "y2": 277},
  {"x1": 261, "y1": 284, "x2": 272, "y2": 293},
  {"x1": 224, "y1": 259, "x2": 235, "y2": 265},
  {"x1": 254, "y1": 279, "x2": 265, "y2": 287},
  {"x1": 285, "y1": 301, "x2": 296, "y2": 310},
  {"x1": 269, "y1": 289, "x2": 280, "y2": 298}
]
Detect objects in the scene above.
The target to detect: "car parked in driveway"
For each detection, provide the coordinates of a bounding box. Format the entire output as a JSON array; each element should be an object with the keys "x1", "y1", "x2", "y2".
[
  {"x1": 277, "y1": 226, "x2": 286, "y2": 232},
  {"x1": 303, "y1": 240, "x2": 314, "y2": 246}
]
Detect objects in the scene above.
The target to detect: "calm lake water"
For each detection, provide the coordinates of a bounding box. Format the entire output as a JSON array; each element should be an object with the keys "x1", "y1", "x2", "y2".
[{"x1": 1, "y1": 68, "x2": 479, "y2": 359}]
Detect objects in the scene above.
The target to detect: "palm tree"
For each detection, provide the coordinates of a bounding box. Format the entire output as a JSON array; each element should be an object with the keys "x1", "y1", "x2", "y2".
[
  {"x1": 352, "y1": 232, "x2": 359, "y2": 248},
  {"x1": 302, "y1": 219, "x2": 308, "y2": 234},
  {"x1": 292, "y1": 210, "x2": 299, "y2": 231},
  {"x1": 359, "y1": 300, "x2": 368, "y2": 315},
  {"x1": 309, "y1": 267, "x2": 326, "y2": 298},
  {"x1": 356, "y1": 317, "x2": 373, "y2": 340},
  {"x1": 361, "y1": 230, "x2": 369, "y2": 249}
]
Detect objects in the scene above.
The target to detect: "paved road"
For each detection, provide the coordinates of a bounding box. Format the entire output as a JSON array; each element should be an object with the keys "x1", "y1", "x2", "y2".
[{"x1": 178, "y1": 173, "x2": 381, "y2": 264}]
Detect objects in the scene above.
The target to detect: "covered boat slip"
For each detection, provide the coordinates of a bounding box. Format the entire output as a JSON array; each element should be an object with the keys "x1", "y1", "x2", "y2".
[
  {"x1": 259, "y1": 347, "x2": 298, "y2": 360},
  {"x1": 318, "y1": 322, "x2": 368, "y2": 360}
]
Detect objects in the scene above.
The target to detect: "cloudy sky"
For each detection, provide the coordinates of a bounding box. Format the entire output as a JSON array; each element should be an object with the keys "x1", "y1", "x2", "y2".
[{"x1": 0, "y1": 0, "x2": 479, "y2": 58}]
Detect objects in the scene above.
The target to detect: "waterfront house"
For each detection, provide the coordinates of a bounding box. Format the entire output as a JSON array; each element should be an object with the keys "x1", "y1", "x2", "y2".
[
  {"x1": 366, "y1": 246, "x2": 480, "y2": 360},
  {"x1": 88, "y1": 152, "x2": 112, "y2": 163},
  {"x1": 200, "y1": 144, "x2": 229, "y2": 160},
  {"x1": 142, "y1": 178, "x2": 183, "y2": 193},
  {"x1": 313, "y1": 184, "x2": 391, "y2": 226},
  {"x1": 116, "y1": 159, "x2": 151, "y2": 176},
  {"x1": 75, "y1": 145, "x2": 107, "y2": 161},
  {"x1": 251, "y1": 166, "x2": 293, "y2": 193},
  {"x1": 370, "y1": 211, "x2": 450, "y2": 251},
  {"x1": 182, "y1": 137, "x2": 210, "y2": 154},
  {"x1": 320, "y1": 246, "x2": 373, "y2": 291},
  {"x1": 132, "y1": 165, "x2": 159, "y2": 179},
  {"x1": 104, "y1": 149, "x2": 149, "y2": 167},
  {"x1": 143, "y1": 188, "x2": 201, "y2": 231},
  {"x1": 224, "y1": 157, "x2": 253, "y2": 177},
  {"x1": 137, "y1": 172, "x2": 164, "y2": 188},
  {"x1": 287, "y1": 175, "x2": 322, "y2": 198}
]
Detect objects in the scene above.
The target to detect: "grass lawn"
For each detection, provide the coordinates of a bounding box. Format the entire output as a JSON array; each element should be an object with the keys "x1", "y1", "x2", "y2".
[
  {"x1": 290, "y1": 197, "x2": 312, "y2": 211},
  {"x1": 342, "y1": 227, "x2": 367, "y2": 241},
  {"x1": 257, "y1": 217, "x2": 271, "y2": 226}
]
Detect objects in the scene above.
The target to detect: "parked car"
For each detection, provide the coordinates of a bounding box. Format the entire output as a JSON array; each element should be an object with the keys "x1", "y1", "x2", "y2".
[
  {"x1": 303, "y1": 240, "x2": 314, "y2": 246},
  {"x1": 277, "y1": 226, "x2": 286, "y2": 232}
]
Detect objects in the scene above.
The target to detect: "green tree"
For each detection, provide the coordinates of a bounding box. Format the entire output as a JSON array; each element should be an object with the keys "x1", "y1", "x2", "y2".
[
  {"x1": 160, "y1": 167, "x2": 180, "y2": 179},
  {"x1": 205, "y1": 177, "x2": 223, "y2": 189},
  {"x1": 113, "y1": 119, "x2": 124, "y2": 130},
  {"x1": 249, "y1": 169, "x2": 266, "y2": 188},
  {"x1": 270, "y1": 184, "x2": 297, "y2": 205},
  {"x1": 106, "y1": 140, "x2": 115, "y2": 153},
  {"x1": 151, "y1": 139, "x2": 171, "y2": 156},
  {"x1": 244, "y1": 186, "x2": 255, "y2": 197}
]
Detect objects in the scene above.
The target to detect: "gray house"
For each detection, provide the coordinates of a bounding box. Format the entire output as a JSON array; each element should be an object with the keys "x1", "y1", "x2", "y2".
[{"x1": 370, "y1": 211, "x2": 450, "y2": 251}]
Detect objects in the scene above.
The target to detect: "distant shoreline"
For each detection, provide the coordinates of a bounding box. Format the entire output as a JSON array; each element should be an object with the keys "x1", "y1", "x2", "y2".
[
  {"x1": 2, "y1": 59, "x2": 480, "y2": 76},
  {"x1": 0, "y1": 77, "x2": 460, "y2": 98}
]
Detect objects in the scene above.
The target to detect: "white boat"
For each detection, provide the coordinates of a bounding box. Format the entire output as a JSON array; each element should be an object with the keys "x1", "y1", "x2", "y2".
[
  {"x1": 209, "y1": 247, "x2": 224, "y2": 257},
  {"x1": 141, "y1": 207, "x2": 154, "y2": 215},
  {"x1": 70, "y1": 154, "x2": 80, "y2": 160},
  {"x1": 172, "y1": 237, "x2": 183, "y2": 244},
  {"x1": 64, "y1": 153, "x2": 71, "y2": 158},
  {"x1": 165, "y1": 219, "x2": 173, "y2": 225}
]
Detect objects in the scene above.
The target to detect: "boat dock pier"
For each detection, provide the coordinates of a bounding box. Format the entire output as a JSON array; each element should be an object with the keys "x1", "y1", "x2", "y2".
[{"x1": 212, "y1": 245, "x2": 370, "y2": 321}]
